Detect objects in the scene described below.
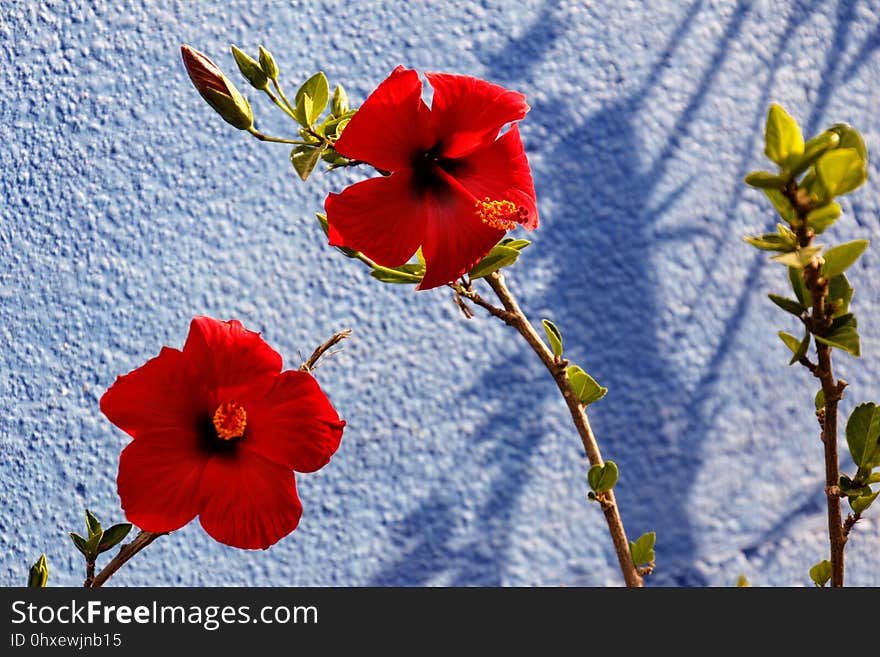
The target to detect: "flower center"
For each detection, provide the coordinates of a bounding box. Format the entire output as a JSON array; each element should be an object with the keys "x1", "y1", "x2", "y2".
[
  {"x1": 212, "y1": 401, "x2": 247, "y2": 441},
  {"x1": 475, "y1": 197, "x2": 528, "y2": 231}
]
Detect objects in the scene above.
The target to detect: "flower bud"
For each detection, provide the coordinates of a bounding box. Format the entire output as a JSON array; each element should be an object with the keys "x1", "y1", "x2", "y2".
[
  {"x1": 258, "y1": 45, "x2": 278, "y2": 80},
  {"x1": 231, "y1": 45, "x2": 269, "y2": 90},
  {"x1": 331, "y1": 83, "x2": 349, "y2": 117},
  {"x1": 28, "y1": 554, "x2": 48, "y2": 587},
  {"x1": 180, "y1": 45, "x2": 253, "y2": 130}
]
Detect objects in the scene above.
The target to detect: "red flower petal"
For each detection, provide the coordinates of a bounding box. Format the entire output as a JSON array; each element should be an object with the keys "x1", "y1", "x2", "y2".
[
  {"x1": 117, "y1": 429, "x2": 207, "y2": 533},
  {"x1": 198, "y1": 450, "x2": 303, "y2": 549},
  {"x1": 334, "y1": 66, "x2": 434, "y2": 172},
  {"x1": 100, "y1": 347, "x2": 201, "y2": 439},
  {"x1": 450, "y1": 124, "x2": 539, "y2": 230},
  {"x1": 241, "y1": 371, "x2": 345, "y2": 473},
  {"x1": 427, "y1": 72, "x2": 529, "y2": 159},
  {"x1": 417, "y1": 178, "x2": 505, "y2": 290},
  {"x1": 326, "y1": 170, "x2": 425, "y2": 267},
  {"x1": 182, "y1": 317, "x2": 282, "y2": 404}
]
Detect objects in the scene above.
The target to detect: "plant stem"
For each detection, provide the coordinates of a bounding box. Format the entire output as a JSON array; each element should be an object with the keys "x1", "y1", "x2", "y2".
[
  {"x1": 788, "y1": 181, "x2": 848, "y2": 587},
  {"x1": 246, "y1": 127, "x2": 309, "y2": 145},
  {"x1": 89, "y1": 531, "x2": 163, "y2": 588},
  {"x1": 460, "y1": 272, "x2": 643, "y2": 587},
  {"x1": 83, "y1": 560, "x2": 95, "y2": 588},
  {"x1": 299, "y1": 329, "x2": 352, "y2": 372}
]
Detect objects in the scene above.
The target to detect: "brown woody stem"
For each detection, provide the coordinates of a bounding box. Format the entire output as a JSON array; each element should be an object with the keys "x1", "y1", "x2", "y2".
[
  {"x1": 457, "y1": 272, "x2": 643, "y2": 587},
  {"x1": 788, "y1": 182, "x2": 847, "y2": 587},
  {"x1": 299, "y1": 329, "x2": 352, "y2": 372},
  {"x1": 89, "y1": 531, "x2": 163, "y2": 588}
]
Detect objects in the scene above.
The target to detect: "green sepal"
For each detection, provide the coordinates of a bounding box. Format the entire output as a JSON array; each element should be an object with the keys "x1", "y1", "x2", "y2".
[
  {"x1": 629, "y1": 531, "x2": 656, "y2": 567},
  {"x1": 201, "y1": 85, "x2": 253, "y2": 130},
  {"x1": 809, "y1": 560, "x2": 832, "y2": 587},
  {"x1": 541, "y1": 319, "x2": 563, "y2": 357},
  {"x1": 587, "y1": 461, "x2": 619, "y2": 494},
  {"x1": 566, "y1": 365, "x2": 608, "y2": 406},
  {"x1": 370, "y1": 264, "x2": 424, "y2": 284},
  {"x1": 469, "y1": 245, "x2": 521, "y2": 280}
]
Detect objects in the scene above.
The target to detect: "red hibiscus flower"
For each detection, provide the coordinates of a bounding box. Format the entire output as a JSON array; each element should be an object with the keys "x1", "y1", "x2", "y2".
[
  {"x1": 325, "y1": 66, "x2": 539, "y2": 290},
  {"x1": 100, "y1": 317, "x2": 345, "y2": 550}
]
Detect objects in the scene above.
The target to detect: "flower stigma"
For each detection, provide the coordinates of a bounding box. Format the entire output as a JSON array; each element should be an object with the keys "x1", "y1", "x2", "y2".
[
  {"x1": 213, "y1": 401, "x2": 247, "y2": 441},
  {"x1": 475, "y1": 197, "x2": 528, "y2": 231}
]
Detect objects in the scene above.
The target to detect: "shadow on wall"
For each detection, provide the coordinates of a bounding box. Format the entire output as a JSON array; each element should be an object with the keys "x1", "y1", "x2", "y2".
[{"x1": 372, "y1": 0, "x2": 876, "y2": 586}]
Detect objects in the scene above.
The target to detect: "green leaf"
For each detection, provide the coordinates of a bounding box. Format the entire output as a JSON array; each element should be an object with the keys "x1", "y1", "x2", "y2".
[
  {"x1": 828, "y1": 123, "x2": 868, "y2": 163},
  {"x1": 293, "y1": 72, "x2": 330, "y2": 127},
  {"x1": 566, "y1": 365, "x2": 608, "y2": 406},
  {"x1": 771, "y1": 245, "x2": 822, "y2": 268},
  {"x1": 815, "y1": 388, "x2": 825, "y2": 410},
  {"x1": 789, "y1": 130, "x2": 840, "y2": 177},
  {"x1": 587, "y1": 461, "x2": 619, "y2": 494},
  {"x1": 85, "y1": 531, "x2": 103, "y2": 560},
  {"x1": 816, "y1": 148, "x2": 867, "y2": 197},
  {"x1": 845, "y1": 403, "x2": 880, "y2": 468},
  {"x1": 768, "y1": 294, "x2": 804, "y2": 316},
  {"x1": 809, "y1": 560, "x2": 832, "y2": 587},
  {"x1": 829, "y1": 312, "x2": 856, "y2": 334},
  {"x1": 735, "y1": 574, "x2": 751, "y2": 588},
  {"x1": 290, "y1": 145, "x2": 323, "y2": 181},
  {"x1": 469, "y1": 245, "x2": 521, "y2": 280},
  {"x1": 820, "y1": 240, "x2": 868, "y2": 279},
  {"x1": 629, "y1": 531, "x2": 656, "y2": 567},
  {"x1": 850, "y1": 490, "x2": 879, "y2": 514},
  {"x1": 866, "y1": 473, "x2": 880, "y2": 485},
  {"x1": 744, "y1": 171, "x2": 788, "y2": 189},
  {"x1": 763, "y1": 189, "x2": 797, "y2": 224},
  {"x1": 542, "y1": 319, "x2": 563, "y2": 357},
  {"x1": 764, "y1": 104, "x2": 804, "y2": 168},
  {"x1": 778, "y1": 329, "x2": 810, "y2": 365},
  {"x1": 97, "y1": 523, "x2": 132, "y2": 554},
  {"x1": 814, "y1": 326, "x2": 860, "y2": 358},
  {"x1": 744, "y1": 234, "x2": 796, "y2": 252},
  {"x1": 28, "y1": 554, "x2": 48, "y2": 588},
  {"x1": 827, "y1": 274, "x2": 853, "y2": 317},
  {"x1": 231, "y1": 45, "x2": 268, "y2": 90},
  {"x1": 369, "y1": 264, "x2": 424, "y2": 284},
  {"x1": 69, "y1": 532, "x2": 89, "y2": 558},
  {"x1": 788, "y1": 267, "x2": 809, "y2": 307},
  {"x1": 806, "y1": 202, "x2": 841, "y2": 235},
  {"x1": 85, "y1": 510, "x2": 102, "y2": 538}
]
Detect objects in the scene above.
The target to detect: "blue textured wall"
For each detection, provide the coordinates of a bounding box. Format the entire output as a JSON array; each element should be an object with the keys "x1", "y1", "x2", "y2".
[{"x1": 2, "y1": 0, "x2": 880, "y2": 587}]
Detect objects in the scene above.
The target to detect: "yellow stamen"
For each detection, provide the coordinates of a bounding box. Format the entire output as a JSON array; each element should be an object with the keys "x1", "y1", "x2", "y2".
[
  {"x1": 474, "y1": 197, "x2": 528, "y2": 231},
  {"x1": 213, "y1": 401, "x2": 247, "y2": 441}
]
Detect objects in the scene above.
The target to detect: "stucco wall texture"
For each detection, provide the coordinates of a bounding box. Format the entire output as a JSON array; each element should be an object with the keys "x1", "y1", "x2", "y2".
[{"x1": 2, "y1": 0, "x2": 879, "y2": 587}]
